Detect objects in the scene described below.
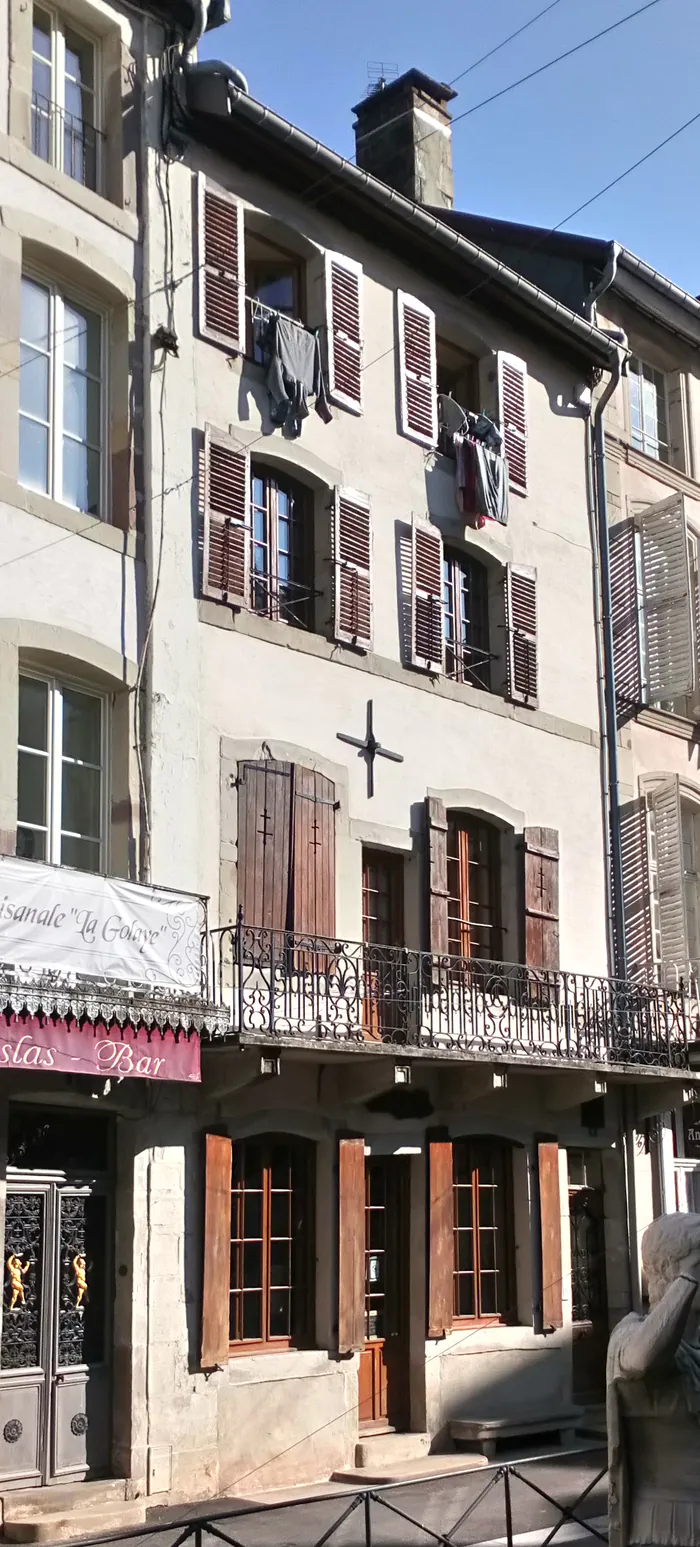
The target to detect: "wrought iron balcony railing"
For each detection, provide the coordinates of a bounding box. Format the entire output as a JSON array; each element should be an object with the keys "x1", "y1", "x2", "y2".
[
  {"x1": 32, "y1": 92, "x2": 104, "y2": 192},
  {"x1": 206, "y1": 923, "x2": 696, "y2": 1069}
]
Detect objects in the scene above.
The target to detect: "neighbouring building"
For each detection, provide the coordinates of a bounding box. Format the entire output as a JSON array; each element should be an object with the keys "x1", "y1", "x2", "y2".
[{"x1": 0, "y1": 0, "x2": 697, "y2": 1526}]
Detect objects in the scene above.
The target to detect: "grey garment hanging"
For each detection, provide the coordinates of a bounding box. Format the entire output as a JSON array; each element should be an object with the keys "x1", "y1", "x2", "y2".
[
  {"x1": 257, "y1": 313, "x2": 332, "y2": 437},
  {"x1": 454, "y1": 426, "x2": 509, "y2": 528}
]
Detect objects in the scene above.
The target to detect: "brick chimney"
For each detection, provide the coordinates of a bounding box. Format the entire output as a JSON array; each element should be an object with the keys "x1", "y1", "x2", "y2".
[{"x1": 353, "y1": 69, "x2": 457, "y2": 210}]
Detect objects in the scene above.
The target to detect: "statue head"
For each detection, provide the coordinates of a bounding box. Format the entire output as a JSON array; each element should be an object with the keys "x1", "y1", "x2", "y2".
[{"x1": 641, "y1": 1213, "x2": 700, "y2": 1306}]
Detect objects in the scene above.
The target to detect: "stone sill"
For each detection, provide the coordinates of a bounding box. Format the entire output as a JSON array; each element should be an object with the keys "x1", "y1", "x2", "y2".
[
  {"x1": 0, "y1": 473, "x2": 141, "y2": 559},
  {"x1": 0, "y1": 133, "x2": 138, "y2": 240}
]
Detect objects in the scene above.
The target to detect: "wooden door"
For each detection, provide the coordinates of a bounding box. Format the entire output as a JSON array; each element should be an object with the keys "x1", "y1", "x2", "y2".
[
  {"x1": 569, "y1": 1158, "x2": 608, "y2": 1403},
  {"x1": 362, "y1": 849, "x2": 404, "y2": 1041},
  {"x1": 358, "y1": 1157, "x2": 410, "y2": 1430}
]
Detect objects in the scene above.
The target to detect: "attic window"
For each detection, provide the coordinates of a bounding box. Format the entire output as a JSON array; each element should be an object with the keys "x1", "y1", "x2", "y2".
[{"x1": 246, "y1": 231, "x2": 305, "y2": 361}]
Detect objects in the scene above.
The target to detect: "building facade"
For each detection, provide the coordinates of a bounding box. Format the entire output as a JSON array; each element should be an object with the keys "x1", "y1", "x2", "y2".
[{"x1": 0, "y1": 0, "x2": 696, "y2": 1522}]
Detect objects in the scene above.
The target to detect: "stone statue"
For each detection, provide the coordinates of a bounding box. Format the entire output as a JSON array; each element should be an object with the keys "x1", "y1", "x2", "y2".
[{"x1": 607, "y1": 1213, "x2": 700, "y2": 1547}]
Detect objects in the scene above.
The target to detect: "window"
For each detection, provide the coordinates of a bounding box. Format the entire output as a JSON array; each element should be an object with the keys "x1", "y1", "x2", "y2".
[
  {"x1": 20, "y1": 275, "x2": 103, "y2": 516},
  {"x1": 443, "y1": 550, "x2": 491, "y2": 689},
  {"x1": 32, "y1": 5, "x2": 100, "y2": 191},
  {"x1": 17, "y1": 675, "x2": 104, "y2": 872},
  {"x1": 447, "y1": 815, "x2": 502, "y2": 962},
  {"x1": 229, "y1": 1137, "x2": 313, "y2": 1348},
  {"x1": 246, "y1": 230, "x2": 304, "y2": 363},
  {"x1": 629, "y1": 356, "x2": 669, "y2": 463},
  {"x1": 453, "y1": 1137, "x2": 514, "y2": 1320},
  {"x1": 250, "y1": 464, "x2": 314, "y2": 627},
  {"x1": 436, "y1": 338, "x2": 479, "y2": 456}
]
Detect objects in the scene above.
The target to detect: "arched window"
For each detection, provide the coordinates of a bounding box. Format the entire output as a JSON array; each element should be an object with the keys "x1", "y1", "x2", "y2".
[
  {"x1": 452, "y1": 1137, "x2": 514, "y2": 1322},
  {"x1": 229, "y1": 1135, "x2": 315, "y2": 1349}
]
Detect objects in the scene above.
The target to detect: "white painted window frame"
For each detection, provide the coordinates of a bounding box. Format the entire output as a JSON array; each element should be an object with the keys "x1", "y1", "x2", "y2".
[
  {"x1": 17, "y1": 671, "x2": 110, "y2": 873},
  {"x1": 627, "y1": 354, "x2": 669, "y2": 464},
  {"x1": 31, "y1": 3, "x2": 101, "y2": 191}
]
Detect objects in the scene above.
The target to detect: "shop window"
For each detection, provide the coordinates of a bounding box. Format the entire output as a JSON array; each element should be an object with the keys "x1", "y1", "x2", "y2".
[
  {"x1": 229, "y1": 1136, "x2": 314, "y2": 1349},
  {"x1": 452, "y1": 1137, "x2": 514, "y2": 1321},
  {"x1": 16, "y1": 674, "x2": 105, "y2": 872}
]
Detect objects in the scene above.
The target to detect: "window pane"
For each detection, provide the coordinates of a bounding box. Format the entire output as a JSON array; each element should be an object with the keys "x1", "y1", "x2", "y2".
[
  {"x1": 62, "y1": 438, "x2": 100, "y2": 514},
  {"x1": 456, "y1": 1230, "x2": 474, "y2": 1272},
  {"x1": 20, "y1": 416, "x2": 49, "y2": 497},
  {"x1": 17, "y1": 826, "x2": 46, "y2": 862},
  {"x1": 61, "y1": 762, "x2": 101, "y2": 839},
  {"x1": 60, "y1": 834, "x2": 100, "y2": 872},
  {"x1": 17, "y1": 750, "x2": 47, "y2": 828},
  {"x1": 62, "y1": 687, "x2": 101, "y2": 764},
  {"x1": 242, "y1": 1240, "x2": 262, "y2": 1287},
  {"x1": 242, "y1": 1292, "x2": 262, "y2": 1341},
  {"x1": 20, "y1": 345, "x2": 50, "y2": 423},
  {"x1": 19, "y1": 678, "x2": 48, "y2": 752},
  {"x1": 243, "y1": 1189, "x2": 262, "y2": 1239},
  {"x1": 32, "y1": 7, "x2": 51, "y2": 58},
  {"x1": 269, "y1": 1289, "x2": 291, "y2": 1337},
  {"x1": 64, "y1": 304, "x2": 100, "y2": 376},
  {"x1": 455, "y1": 1274, "x2": 475, "y2": 1318},
  {"x1": 64, "y1": 29, "x2": 94, "y2": 91},
  {"x1": 270, "y1": 1238, "x2": 290, "y2": 1288},
  {"x1": 270, "y1": 1190, "x2": 290, "y2": 1238},
  {"x1": 21, "y1": 278, "x2": 50, "y2": 352}
]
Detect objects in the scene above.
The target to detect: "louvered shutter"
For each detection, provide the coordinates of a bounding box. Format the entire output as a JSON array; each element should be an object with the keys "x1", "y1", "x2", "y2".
[
  {"x1": 411, "y1": 516, "x2": 444, "y2": 673},
  {"x1": 292, "y1": 767, "x2": 336, "y2": 939},
  {"x1": 498, "y1": 353, "x2": 528, "y2": 494},
  {"x1": 523, "y1": 828, "x2": 559, "y2": 972},
  {"x1": 639, "y1": 493, "x2": 694, "y2": 701},
  {"x1": 398, "y1": 291, "x2": 437, "y2": 447},
  {"x1": 537, "y1": 1142, "x2": 563, "y2": 1331},
  {"x1": 666, "y1": 370, "x2": 688, "y2": 473},
  {"x1": 332, "y1": 488, "x2": 372, "y2": 650},
  {"x1": 325, "y1": 253, "x2": 363, "y2": 414},
  {"x1": 652, "y1": 776, "x2": 688, "y2": 979},
  {"x1": 201, "y1": 1134, "x2": 232, "y2": 1368},
  {"x1": 619, "y1": 798, "x2": 654, "y2": 980},
  {"x1": 425, "y1": 796, "x2": 449, "y2": 955},
  {"x1": 610, "y1": 518, "x2": 644, "y2": 724},
  {"x1": 428, "y1": 1139, "x2": 454, "y2": 1338},
  {"x1": 505, "y1": 565, "x2": 537, "y2": 706},
  {"x1": 237, "y1": 760, "x2": 293, "y2": 930},
  {"x1": 198, "y1": 176, "x2": 245, "y2": 351},
  {"x1": 202, "y1": 427, "x2": 250, "y2": 606},
  {"x1": 338, "y1": 1137, "x2": 365, "y2": 1354}
]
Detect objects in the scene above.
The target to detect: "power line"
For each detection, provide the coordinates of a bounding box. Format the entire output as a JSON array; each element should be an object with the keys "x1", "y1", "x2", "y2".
[{"x1": 449, "y1": 0, "x2": 568, "y2": 86}]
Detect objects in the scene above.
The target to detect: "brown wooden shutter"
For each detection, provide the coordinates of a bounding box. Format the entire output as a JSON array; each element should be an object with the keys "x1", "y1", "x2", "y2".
[
  {"x1": 198, "y1": 176, "x2": 245, "y2": 351},
  {"x1": 326, "y1": 253, "x2": 363, "y2": 413},
  {"x1": 498, "y1": 352, "x2": 528, "y2": 493},
  {"x1": 426, "y1": 796, "x2": 449, "y2": 955},
  {"x1": 428, "y1": 1139, "x2": 454, "y2": 1338},
  {"x1": 201, "y1": 1133, "x2": 232, "y2": 1368},
  {"x1": 202, "y1": 427, "x2": 250, "y2": 606},
  {"x1": 411, "y1": 515, "x2": 444, "y2": 672},
  {"x1": 237, "y1": 760, "x2": 293, "y2": 929},
  {"x1": 619, "y1": 798, "x2": 654, "y2": 980},
  {"x1": 523, "y1": 827, "x2": 559, "y2": 971},
  {"x1": 537, "y1": 1141, "x2": 562, "y2": 1330},
  {"x1": 610, "y1": 517, "x2": 644, "y2": 724},
  {"x1": 505, "y1": 564, "x2": 537, "y2": 706},
  {"x1": 338, "y1": 1137, "x2": 365, "y2": 1354},
  {"x1": 398, "y1": 291, "x2": 437, "y2": 446},
  {"x1": 292, "y1": 767, "x2": 336, "y2": 939},
  {"x1": 332, "y1": 488, "x2": 372, "y2": 650}
]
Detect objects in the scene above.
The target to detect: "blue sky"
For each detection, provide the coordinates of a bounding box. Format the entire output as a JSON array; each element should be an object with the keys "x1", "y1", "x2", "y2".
[{"x1": 201, "y1": 0, "x2": 700, "y2": 295}]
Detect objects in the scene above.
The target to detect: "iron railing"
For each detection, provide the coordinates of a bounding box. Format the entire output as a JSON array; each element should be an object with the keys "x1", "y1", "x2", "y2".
[
  {"x1": 206, "y1": 922, "x2": 695, "y2": 1068},
  {"x1": 32, "y1": 91, "x2": 104, "y2": 191}
]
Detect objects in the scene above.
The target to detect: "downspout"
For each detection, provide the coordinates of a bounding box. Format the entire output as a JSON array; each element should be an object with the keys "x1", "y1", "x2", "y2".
[{"x1": 594, "y1": 337, "x2": 627, "y2": 979}]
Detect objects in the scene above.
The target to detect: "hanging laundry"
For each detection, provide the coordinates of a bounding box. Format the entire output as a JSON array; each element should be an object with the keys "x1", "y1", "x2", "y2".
[
  {"x1": 454, "y1": 412, "x2": 509, "y2": 529},
  {"x1": 255, "y1": 312, "x2": 332, "y2": 438}
]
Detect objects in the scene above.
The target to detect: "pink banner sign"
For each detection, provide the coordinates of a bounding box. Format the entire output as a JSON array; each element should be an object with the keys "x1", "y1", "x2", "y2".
[{"x1": 0, "y1": 1015, "x2": 201, "y2": 1083}]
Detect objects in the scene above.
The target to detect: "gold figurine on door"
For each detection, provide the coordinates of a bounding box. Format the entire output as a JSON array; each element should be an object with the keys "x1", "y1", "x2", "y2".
[
  {"x1": 7, "y1": 1253, "x2": 30, "y2": 1310},
  {"x1": 72, "y1": 1253, "x2": 88, "y2": 1309}
]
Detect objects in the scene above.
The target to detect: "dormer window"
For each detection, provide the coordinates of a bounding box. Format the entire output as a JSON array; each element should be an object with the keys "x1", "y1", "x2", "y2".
[{"x1": 32, "y1": 5, "x2": 100, "y2": 192}]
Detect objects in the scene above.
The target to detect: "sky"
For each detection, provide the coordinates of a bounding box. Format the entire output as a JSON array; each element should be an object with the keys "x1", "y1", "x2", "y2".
[{"x1": 200, "y1": 0, "x2": 700, "y2": 295}]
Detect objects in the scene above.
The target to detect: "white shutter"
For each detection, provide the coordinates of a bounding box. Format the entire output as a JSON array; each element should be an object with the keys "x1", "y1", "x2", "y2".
[
  {"x1": 332, "y1": 487, "x2": 372, "y2": 650},
  {"x1": 639, "y1": 493, "x2": 694, "y2": 701},
  {"x1": 619, "y1": 798, "x2": 654, "y2": 980},
  {"x1": 410, "y1": 515, "x2": 444, "y2": 672},
  {"x1": 397, "y1": 292, "x2": 437, "y2": 448},
  {"x1": 497, "y1": 352, "x2": 528, "y2": 494},
  {"x1": 652, "y1": 776, "x2": 689, "y2": 980},
  {"x1": 197, "y1": 174, "x2": 246, "y2": 352},
  {"x1": 325, "y1": 253, "x2": 363, "y2": 414},
  {"x1": 666, "y1": 370, "x2": 688, "y2": 473}
]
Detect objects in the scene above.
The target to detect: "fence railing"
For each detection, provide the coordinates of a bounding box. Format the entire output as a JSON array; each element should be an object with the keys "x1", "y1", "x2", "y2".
[
  {"x1": 206, "y1": 922, "x2": 694, "y2": 1068},
  {"x1": 32, "y1": 91, "x2": 104, "y2": 191}
]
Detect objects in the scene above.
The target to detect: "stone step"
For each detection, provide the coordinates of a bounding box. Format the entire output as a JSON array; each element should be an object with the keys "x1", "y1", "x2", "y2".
[
  {"x1": 2, "y1": 1480, "x2": 129, "y2": 1521},
  {"x1": 334, "y1": 1453, "x2": 489, "y2": 1486},
  {"x1": 3, "y1": 1497, "x2": 146, "y2": 1544},
  {"x1": 354, "y1": 1431, "x2": 431, "y2": 1468}
]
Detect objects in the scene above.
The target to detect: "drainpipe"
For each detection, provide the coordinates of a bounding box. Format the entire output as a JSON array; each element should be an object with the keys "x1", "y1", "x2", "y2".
[{"x1": 594, "y1": 337, "x2": 628, "y2": 978}]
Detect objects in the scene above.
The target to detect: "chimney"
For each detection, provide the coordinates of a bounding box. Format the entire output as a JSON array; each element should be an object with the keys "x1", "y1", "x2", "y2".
[{"x1": 353, "y1": 68, "x2": 457, "y2": 210}]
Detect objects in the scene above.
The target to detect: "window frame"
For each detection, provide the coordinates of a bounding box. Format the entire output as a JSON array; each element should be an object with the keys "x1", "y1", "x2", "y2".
[
  {"x1": 31, "y1": 4, "x2": 102, "y2": 192},
  {"x1": 628, "y1": 354, "x2": 670, "y2": 464},
  {"x1": 446, "y1": 814, "x2": 503, "y2": 963},
  {"x1": 452, "y1": 1136, "x2": 515, "y2": 1326},
  {"x1": 249, "y1": 462, "x2": 314, "y2": 629},
  {"x1": 16, "y1": 670, "x2": 109, "y2": 873},
  {"x1": 19, "y1": 267, "x2": 108, "y2": 520},
  {"x1": 443, "y1": 548, "x2": 491, "y2": 691},
  {"x1": 228, "y1": 1135, "x2": 315, "y2": 1355}
]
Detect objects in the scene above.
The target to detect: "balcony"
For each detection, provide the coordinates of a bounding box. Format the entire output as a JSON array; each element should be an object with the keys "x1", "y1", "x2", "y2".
[
  {"x1": 32, "y1": 92, "x2": 104, "y2": 193},
  {"x1": 206, "y1": 923, "x2": 697, "y2": 1072}
]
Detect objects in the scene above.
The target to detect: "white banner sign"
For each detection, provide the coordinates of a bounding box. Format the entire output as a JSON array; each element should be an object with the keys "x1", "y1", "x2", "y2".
[{"x1": 0, "y1": 857, "x2": 203, "y2": 993}]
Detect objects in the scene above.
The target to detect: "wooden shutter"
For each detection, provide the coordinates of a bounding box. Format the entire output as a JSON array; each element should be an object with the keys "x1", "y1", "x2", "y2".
[
  {"x1": 619, "y1": 798, "x2": 654, "y2": 980},
  {"x1": 198, "y1": 176, "x2": 246, "y2": 351},
  {"x1": 428, "y1": 1139, "x2": 454, "y2": 1338},
  {"x1": 639, "y1": 493, "x2": 694, "y2": 701},
  {"x1": 202, "y1": 426, "x2": 250, "y2": 606},
  {"x1": 201, "y1": 1133, "x2": 232, "y2": 1368},
  {"x1": 325, "y1": 252, "x2": 363, "y2": 413},
  {"x1": 537, "y1": 1141, "x2": 562, "y2": 1330},
  {"x1": 237, "y1": 760, "x2": 293, "y2": 929},
  {"x1": 332, "y1": 488, "x2": 372, "y2": 650},
  {"x1": 398, "y1": 291, "x2": 437, "y2": 447},
  {"x1": 425, "y1": 796, "x2": 449, "y2": 955},
  {"x1": 610, "y1": 518, "x2": 644, "y2": 724},
  {"x1": 498, "y1": 352, "x2": 528, "y2": 494},
  {"x1": 666, "y1": 370, "x2": 688, "y2": 473},
  {"x1": 652, "y1": 775, "x2": 688, "y2": 977},
  {"x1": 505, "y1": 564, "x2": 537, "y2": 706},
  {"x1": 338, "y1": 1137, "x2": 365, "y2": 1354},
  {"x1": 411, "y1": 515, "x2": 444, "y2": 672},
  {"x1": 292, "y1": 767, "x2": 336, "y2": 939},
  {"x1": 523, "y1": 828, "x2": 559, "y2": 972}
]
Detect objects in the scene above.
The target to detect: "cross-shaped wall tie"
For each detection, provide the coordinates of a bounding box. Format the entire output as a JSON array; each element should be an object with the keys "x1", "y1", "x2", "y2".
[{"x1": 336, "y1": 699, "x2": 404, "y2": 799}]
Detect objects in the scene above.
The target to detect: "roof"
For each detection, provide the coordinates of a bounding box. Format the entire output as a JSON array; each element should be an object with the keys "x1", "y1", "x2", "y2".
[{"x1": 180, "y1": 67, "x2": 620, "y2": 373}]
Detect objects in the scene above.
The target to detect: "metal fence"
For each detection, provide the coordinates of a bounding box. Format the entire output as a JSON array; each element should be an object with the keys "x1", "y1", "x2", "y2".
[{"x1": 32, "y1": 91, "x2": 103, "y2": 191}]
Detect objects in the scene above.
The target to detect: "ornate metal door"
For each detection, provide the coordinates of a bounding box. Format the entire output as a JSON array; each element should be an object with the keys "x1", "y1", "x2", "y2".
[
  {"x1": 569, "y1": 1183, "x2": 608, "y2": 1403},
  {"x1": 0, "y1": 1182, "x2": 111, "y2": 1487}
]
